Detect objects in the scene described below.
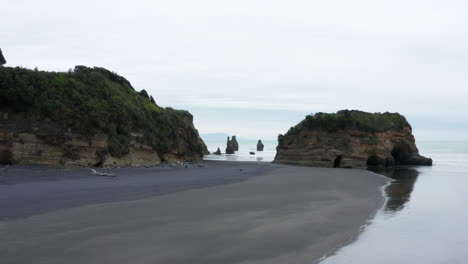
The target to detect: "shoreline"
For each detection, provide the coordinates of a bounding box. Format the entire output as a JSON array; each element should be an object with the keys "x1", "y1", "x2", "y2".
[
  {"x1": 314, "y1": 175, "x2": 393, "y2": 263},
  {"x1": 0, "y1": 161, "x2": 390, "y2": 264}
]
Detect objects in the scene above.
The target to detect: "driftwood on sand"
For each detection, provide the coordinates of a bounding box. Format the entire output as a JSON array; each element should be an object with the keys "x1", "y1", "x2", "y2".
[{"x1": 91, "y1": 169, "x2": 116, "y2": 177}]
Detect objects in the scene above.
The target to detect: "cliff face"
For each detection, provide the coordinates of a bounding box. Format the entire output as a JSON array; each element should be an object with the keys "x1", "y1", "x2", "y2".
[
  {"x1": 274, "y1": 110, "x2": 432, "y2": 168},
  {"x1": 0, "y1": 66, "x2": 207, "y2": 167}
]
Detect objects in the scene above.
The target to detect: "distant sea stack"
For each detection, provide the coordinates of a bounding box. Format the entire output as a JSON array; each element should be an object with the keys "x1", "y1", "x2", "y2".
[
  {"x1": 257, "y1": 140, "x2": 264, "y2": 151},
  {"x1": 213, "y1": 148, "x2": 221, "y2": 155},
  {"x1": 274, "y1": 110, "x2": 432, "y2": 168},
  {"x1": 0, "y1": 65, "x2": 208, "y2": 167},
  {"x1": 225, "y1": 137, "x2": 235, "y2": 154},
  {"x1": 231, "y1": 136, "x2": 239, "y2": 151}
]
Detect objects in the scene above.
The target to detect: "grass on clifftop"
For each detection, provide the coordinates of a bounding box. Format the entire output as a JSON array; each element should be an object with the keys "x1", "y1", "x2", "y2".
[
  {"x1": 286, "y1": 110, "x2": 410, "y2": 135},
  {"x1": 0, "y1": 66, "x2": 205, "y2": 159}
]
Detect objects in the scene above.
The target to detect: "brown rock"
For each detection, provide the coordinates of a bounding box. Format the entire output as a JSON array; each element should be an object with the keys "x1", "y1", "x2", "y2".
[
  {"x1": 0, "y1": 111, "x2": 207, "y2": 167},
  {"x1": 274, "y1": 110, "x2": 432, "y2": 168}
]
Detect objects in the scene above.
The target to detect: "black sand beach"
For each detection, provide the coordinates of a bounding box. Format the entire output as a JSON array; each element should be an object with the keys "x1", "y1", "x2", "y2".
[
  {"x1": 0, "y1": 161, "x2": 389, "y2": 264},
  {"x1": 0, "y1": 161, "x2": 274, "y2": 220}
]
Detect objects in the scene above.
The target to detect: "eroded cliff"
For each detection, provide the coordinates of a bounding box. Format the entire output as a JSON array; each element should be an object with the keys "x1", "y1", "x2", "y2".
[
  {"x1": 0, "y1": 66, "x2": 207, "y2": 167},
  {"x1": 274, "y1": 110, "x2": 432, "y2": 168}
]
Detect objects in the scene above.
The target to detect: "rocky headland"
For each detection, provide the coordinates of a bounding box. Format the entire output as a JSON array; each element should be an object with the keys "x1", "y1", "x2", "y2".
[
  {"x1": 274, "y1": 110, "x2": 432, "y2": 168},
  {"x1": 0, "y1": 65, "x2": 207, "y2": 167}
]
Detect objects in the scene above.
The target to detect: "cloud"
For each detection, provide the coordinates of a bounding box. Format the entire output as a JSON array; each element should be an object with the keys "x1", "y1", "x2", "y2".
[{"x1": 2, "y1": 0, "x2": 467, "y2": 140}]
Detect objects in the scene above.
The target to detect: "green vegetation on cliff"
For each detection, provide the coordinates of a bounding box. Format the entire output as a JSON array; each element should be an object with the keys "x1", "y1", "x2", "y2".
[
  {"x1": 0, "y1": 65, "x2": 206, "y2": 159},
  {"x1": 286, "y1": 110, "x2": 410, "y2": 136}
]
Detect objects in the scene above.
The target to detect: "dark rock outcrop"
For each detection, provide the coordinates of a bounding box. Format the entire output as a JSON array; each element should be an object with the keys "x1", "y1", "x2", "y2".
[
  {"x1": 225, "y1": 137, "x2": 235, "y2": 154},
  {"x1": 0, "y1": 65, "x2": 208, "y2": 167},
  {"x1": 274, "y1": 110, "x2": 432, "y2": 168},
  {"x1": 213, "y1": 148, "x2": 221, "y2": 155},
  {"x1": 257, "y1": 140, "x2": 264, "y2": 151},
  {"x1": 231, "y1": 136, "x2": 239, "y2": 151}
]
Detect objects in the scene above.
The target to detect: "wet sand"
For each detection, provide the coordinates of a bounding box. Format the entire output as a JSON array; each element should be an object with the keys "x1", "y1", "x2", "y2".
[
  {"x1": 0, "y1": 161, "x2": 274, "y2": 219},
  {"x1": 0, "y1": 161, "x2": 389, "y2": 264}
]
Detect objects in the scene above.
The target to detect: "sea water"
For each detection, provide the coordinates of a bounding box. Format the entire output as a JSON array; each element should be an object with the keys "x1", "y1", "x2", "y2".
[
  {"x1": 320, "y1": 141, "x2": 468, "y2": 264},
  {"x1": 203, "y1": 139, "x2": 277, "y2": 162}
]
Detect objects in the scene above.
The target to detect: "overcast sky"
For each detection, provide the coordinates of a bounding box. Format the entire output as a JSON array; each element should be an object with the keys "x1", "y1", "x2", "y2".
[{"x1": 2, "y1": 0, "x2": 468, "y2": 140}]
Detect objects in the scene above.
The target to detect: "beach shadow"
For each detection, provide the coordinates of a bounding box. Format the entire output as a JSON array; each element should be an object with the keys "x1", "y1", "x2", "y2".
[{"x1": 368, "y1": 167, "x2": 420, "y2": 213}]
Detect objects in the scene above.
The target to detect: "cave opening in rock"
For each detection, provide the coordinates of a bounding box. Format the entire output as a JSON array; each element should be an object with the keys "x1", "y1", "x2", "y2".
[
  {"x1": 0, "y1": 150, "x2": 12, "y2": 165},
  {"x1": 334, "y1": 155, "x2": 342, "y2": 168},
  {"x1": 366, "y1": 155, "x2": 383, "y2": 167},
  {"x1": 391, "y1": 142, "x2": 411, "y2": 165}
]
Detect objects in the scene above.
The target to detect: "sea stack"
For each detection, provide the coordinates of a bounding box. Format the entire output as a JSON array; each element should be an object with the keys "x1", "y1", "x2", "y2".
[
  {"x1": 213, "y1": 148, "x2": 222, "y2": 155},
  {"x1": 274, "y1": 110, "x2": 432, "y2": 168},
  {"x1": 257, "y1": 140, "x2": 264, "y2": 151},
  {"x1": 226, "y1": 137, "x2": 235, "y2": 154},
  {"x1": 231, "y1": 136, "x2": 239, "y2": 151}
]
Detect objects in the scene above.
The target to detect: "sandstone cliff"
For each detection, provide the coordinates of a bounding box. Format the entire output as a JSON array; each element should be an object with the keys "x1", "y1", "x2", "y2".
[
  {"x1": 274, "y1": 110, "x2": 432, "y2": 168},
  {"x1": 0, "y1": 66, "x2": 207, "y2": 167}
]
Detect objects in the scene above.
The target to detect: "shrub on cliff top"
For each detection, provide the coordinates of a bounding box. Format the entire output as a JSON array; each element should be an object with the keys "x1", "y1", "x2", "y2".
[{"x1": 289, "y1": 110, "x2": 410, "y2": 134}]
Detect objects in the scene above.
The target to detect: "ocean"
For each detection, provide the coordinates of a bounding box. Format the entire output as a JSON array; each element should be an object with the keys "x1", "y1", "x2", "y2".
[
  {"x1": 318, "y1": 141, "x2": 468, "y2": 263},
  {"x1": 203, "y1": 139, "x2": 277, "y2": 162},
  {"x1": 203, "y1": 140, "x2": 468, "y2": 263}
]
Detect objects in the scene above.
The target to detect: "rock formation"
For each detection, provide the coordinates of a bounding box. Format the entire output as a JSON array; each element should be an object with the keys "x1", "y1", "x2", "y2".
[
  {"x1": 225, "y1": 137, "x2": 235, "y2": 154},
  {"x1": 231, "y1": 136, "x2": 239, "y2": 151},
  {"x1": 213, "y1": 148, "x2": 221, "y2": 155},
  {"x1": 274, "y1": 110, "x2": 432, "y2": 168},
  {"x1": 257, "y1": 140, "x2": 264, "y2": 151},
  {"x1": 0, "y1": 65, "x2": 208, "y2": 167}
]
